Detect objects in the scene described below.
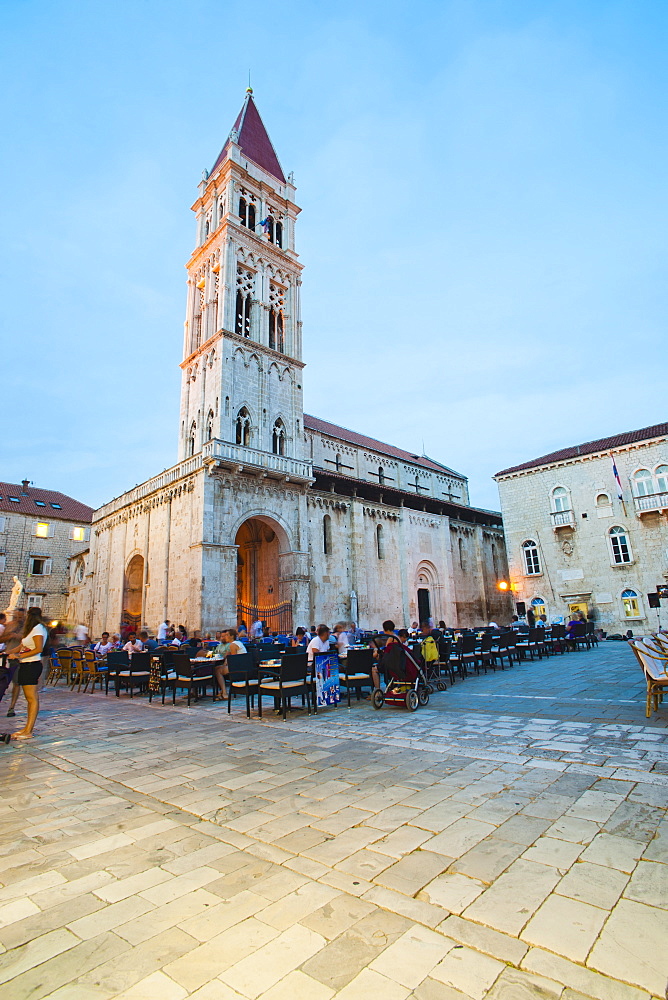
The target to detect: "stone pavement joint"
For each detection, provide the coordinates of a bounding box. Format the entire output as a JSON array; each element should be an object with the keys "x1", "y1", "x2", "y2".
[{"x1": 1, "y1": 643, "x2": 667, "y2": 999}]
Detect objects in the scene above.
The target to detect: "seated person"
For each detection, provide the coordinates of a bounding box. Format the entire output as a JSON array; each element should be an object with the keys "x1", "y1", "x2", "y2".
[
  {"x1": 333, "y1": 623, "x2": 350, "y2": 659},
  {"x1": 213, "y1": 628, "x2": 247, "y2": 700},
  {"x1": 123, "y1": 633, "x2": 144, "y2": 654},
  {"x1": 94, "y1": 632, "x2": 114, "y2": 657},
  {"x1": 237, "y1": 621, "x2": 249, "y2": 640},
  {"x1": 378, "y1": 627, "x2": 419, "y2": 687},
  {"x1": 371, "y1": 620, "x2": 399, "y2": 689},
  {"x1": 290, "y1": 627, "x2": 308, "y2": 648},
  {"x1": 307, "y1": 626, "x2": 331, "y2": 666},
  {"x1": 141, "y1": 631, "x2": 158, "y2": 651}
]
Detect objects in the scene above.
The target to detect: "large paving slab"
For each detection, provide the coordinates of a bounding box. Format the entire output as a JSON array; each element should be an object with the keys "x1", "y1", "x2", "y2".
[{"x1": 1, "y1": 642, "x2": 666, "y2": 998}]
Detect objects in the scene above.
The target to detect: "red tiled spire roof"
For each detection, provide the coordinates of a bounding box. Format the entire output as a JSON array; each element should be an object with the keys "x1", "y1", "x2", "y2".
[
  {"x1": 0, "y1": 482, "x2": 93, "y2": 521},
  {"x1": 211, "y1": 92, "x2": 286, "y2": 183},
  {"x1": 495, "y1": 421, "x2": 668, "y2": 477}
]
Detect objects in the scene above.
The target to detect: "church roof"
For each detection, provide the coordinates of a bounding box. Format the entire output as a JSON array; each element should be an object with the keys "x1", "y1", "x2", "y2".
[
  {"x1": 495, "y1": 420, "x2": 668, "y2": 477},
  {"x1": 0, "y1": 482, "x2": 93, "y2": 521},
  {"x1": 304, "y1": 414, "x2": 466, "y2": 479},
  {"x1": 211, "y1": 92, "x2": 286, "y2": 183}
]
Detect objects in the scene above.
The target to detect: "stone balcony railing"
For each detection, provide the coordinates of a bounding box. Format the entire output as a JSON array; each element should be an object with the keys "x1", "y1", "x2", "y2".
[
  {"x1": 202, "y1": 439, "x2": 313, "y2": 483},
  {"x1": 634, "y1": 491, "x2": 668, "y2": 516},
  {"x1": 551, "y1": 509, "x2": 576, "y2": 529}
]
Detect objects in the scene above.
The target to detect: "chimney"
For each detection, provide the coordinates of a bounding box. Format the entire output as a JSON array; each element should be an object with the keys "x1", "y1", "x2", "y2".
[{"x1": 21, "y1": 480, "x2": 29, "y2": 495}]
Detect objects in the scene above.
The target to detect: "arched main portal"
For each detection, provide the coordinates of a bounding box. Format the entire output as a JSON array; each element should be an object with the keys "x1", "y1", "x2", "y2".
[
  {"x1": 235, "y1": 516, "x2": 292, "y2": 632},
  {"x1": 122, "y1": 554, "x2": 144, "y2": 631}
]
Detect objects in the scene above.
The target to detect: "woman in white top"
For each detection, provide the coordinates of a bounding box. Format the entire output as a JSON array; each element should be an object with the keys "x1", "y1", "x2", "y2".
[
  {"x1": 213, "y1": 628, "x2": 247, "y2": 701},
  {"x1": 11, "y1": 607, "x2": 49, "y2": 739}
]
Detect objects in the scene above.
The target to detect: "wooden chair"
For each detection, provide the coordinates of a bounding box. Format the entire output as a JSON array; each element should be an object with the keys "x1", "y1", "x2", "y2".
[
  {"x1": 52, "y1": 647, "x2": 73, "y2": 686},
  {"x1": 339, "y1": 648, "x2": 374, "y2": 705},
  {"x1": 84, "y1": 653, "x2": 108, "y2": 693},
  {"x1": 68, "y1": 648, "x2": 86, "y2": 691},
  {"x1": 628, "y1": 638, "x2": 668, "y2": 717},
  {"x1": 438, "y1": 638, "x2": 455, "y2": 685},
  {"x1": 105, "y1": 650, "x2": 129, "y2": 694}
]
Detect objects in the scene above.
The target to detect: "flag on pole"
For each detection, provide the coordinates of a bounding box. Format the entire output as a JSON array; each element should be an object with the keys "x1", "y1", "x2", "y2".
[{"x1": 611, "y1": 453, "x2": 623, "y2": 499}]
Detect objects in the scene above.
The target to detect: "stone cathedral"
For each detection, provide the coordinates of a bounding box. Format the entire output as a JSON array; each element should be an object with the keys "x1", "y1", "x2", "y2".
[{"x1": 70, "y1": 92, "x2": 510, "y2": 633}]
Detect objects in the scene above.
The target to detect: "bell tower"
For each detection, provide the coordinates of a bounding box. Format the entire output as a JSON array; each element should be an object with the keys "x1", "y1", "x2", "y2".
[{"x1": 178, "y1": 90, "x2": 307, "y2": 474}]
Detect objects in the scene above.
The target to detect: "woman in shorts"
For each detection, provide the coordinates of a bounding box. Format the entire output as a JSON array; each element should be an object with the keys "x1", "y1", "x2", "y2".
[{"x1": 12, "y1": 607, "x2": 48, "y2": 739}]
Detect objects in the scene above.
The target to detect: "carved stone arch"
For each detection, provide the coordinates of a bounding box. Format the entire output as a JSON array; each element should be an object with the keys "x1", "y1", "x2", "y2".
[
  {"x1": 232, "y1": 346, "x2": 246, "y2": 366},
  {"x1": 228, "y1": 510, "x2": 293, "y2": 551},
  {"x1": 281, "y1": 367, "x2": 293, "y2": 383},
  {"x1": 268, "y1": 361, "x2": 280, "y2": 379},
  {"x1": 248, "y1": 353, "x2": 262, "y2": 373}
]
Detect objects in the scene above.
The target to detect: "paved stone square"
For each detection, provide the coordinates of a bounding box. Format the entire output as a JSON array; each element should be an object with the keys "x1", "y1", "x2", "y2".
[{"x1": 1, "y1": 642, "x2": 667, "y2": 999}]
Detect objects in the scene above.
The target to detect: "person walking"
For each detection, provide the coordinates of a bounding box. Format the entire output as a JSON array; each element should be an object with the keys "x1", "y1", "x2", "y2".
[{"x1": 10, "y1": 607, "x2": 48, "y2": 739}]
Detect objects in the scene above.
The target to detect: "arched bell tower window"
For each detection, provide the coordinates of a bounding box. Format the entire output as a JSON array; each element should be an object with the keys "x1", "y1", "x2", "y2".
[
  {"x1": 275, "y1": 221, "x2": 283, "y2": 248},
  {"x1": 235, "y1": 407, "x2": 251, "y2": 447},
  {"x1": 265, "y1": 216, "x2": 275, "y2": 242},
  {"x1": 269, "y1": 283, "x2": 285, "y2": 353},
  {"x1": 236, "y1": 266, "x2": 253, "y2": 338},
  {"x1": 205, "y1": 410, "x2": 214, "y2": 442},
  {"x1": 378, "y1": 466, "x2": 385, "y2": 486},
  {"x1": 238, "y1": 197, "x2": 256, "y2": 231},
  {"x1": 187, "y1": 421, "x2": 197, "y2": 457},
  {"x1": 323, "y1": 514, "x2": 332, "y2": 555},
  {"x1": 272, "y1": 418, "x2": 285, "y2": 456}
]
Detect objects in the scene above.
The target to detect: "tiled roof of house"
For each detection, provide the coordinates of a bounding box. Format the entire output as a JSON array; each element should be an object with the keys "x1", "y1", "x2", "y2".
[
  {"x1": 211, "y1": 93, "x2": 286, "y2": 183},
  {"x1": 304, "y1": 414, "x2": 465, "y2": 479},
  {"x1": 0, "y1": 482, "x2": 93, "y2": 521},
  {"x1": 495, "y1": 421, "x2": 668, "y2": 477}
]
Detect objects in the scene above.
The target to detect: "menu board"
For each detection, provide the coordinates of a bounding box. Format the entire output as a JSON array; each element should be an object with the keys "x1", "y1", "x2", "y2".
[{"x1": 314, "y1": 653, "x2": 340, "y2": 707}]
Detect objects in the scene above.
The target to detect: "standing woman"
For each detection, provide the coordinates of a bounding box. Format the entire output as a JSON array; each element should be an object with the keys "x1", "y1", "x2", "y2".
[{"x1": 12, "y1": 607, "x2": 48, "y2": 739}]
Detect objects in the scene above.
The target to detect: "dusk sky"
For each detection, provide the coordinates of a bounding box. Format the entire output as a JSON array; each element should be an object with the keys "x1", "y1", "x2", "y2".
[{"x1": 2, "y1": 0, "x2": 667, "y2": 512}]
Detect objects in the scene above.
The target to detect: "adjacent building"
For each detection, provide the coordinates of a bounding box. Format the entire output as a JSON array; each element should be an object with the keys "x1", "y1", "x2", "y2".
[
  {"x1": 69, "y1": 91, "x2": 511, "y2": 635},
  {"x1": 495, "y1": 422, "x2": 668, "y2": 632},
  {"x1": 0, "y1": 480, "x2": 93, "y2": 620}
]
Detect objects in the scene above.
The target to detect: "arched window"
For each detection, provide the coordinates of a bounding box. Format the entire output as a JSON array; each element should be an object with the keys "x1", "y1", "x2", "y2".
[
  {"x1": 187, "y1": 421, "x2": 197, "y2": 457},
  {"x1": 596, "y1": 492, "x2": 611, "y2": 507},
  {"x1": 276, "y1": 311, "x2": 284, "y2": 353},
  {"x1": 376, "y1": 523, "x2": 385, "y2": 559},
  {"x1": 204, "y1": 219, "x2": 210, "y2": 238},
  {"x1": 269, "y1": 307, "x2": 283, "y2": 350},
  {"x1": 247, "y1": 202, "x2": 256, "y2": 231},
  {"x1": 272, "y1": 419, "x2": 285, "y2": 456},
  {"x1": 656, "y1": 465, "x2": 668, "y2": 493},
  {"x1": 622, "y1": 589, "x2": 642, "y2": 618},
  {"x1": 633, "y1": 469, "x2": 653, "y2": 497},
  {"x1": 238, "y1": 196, "x2": 247, "y2": 225},
  {"x1": 531, "y1": 596, "x2": 546, "y2": 619},
  {"x1": 224, "y1": 396, "x2": 230, "y2": 416},
  {"x1": 265, "y1": 216, "x2": 274, "y2": 242},
  {"x1": 458, "y1": 537, "x2": 466, "y2": 572},
  {"x1": 205, "y1": 411, "x2": 214, "y2": 442},
  {"x1": 609, "y1": 526, "x2": 632, "y2": 564},
  {"x1": 335, "y1": 454, "x2": 342, "y2": 472},
  {"x1": 551, "y1": 486, "x2": 571, "y2": 512},
  {"x1": 378, "y1": 466, "x2": 385, "y2": 486},
  {"x1": 235, "y1": 407, "x2": 251, "y2": 447},
  {"x1": 275, "y1": 221, "x2": 283, "y2": 248},
  {"x1": 522, "y1": 539, "x2": 541, "y2": 575},
  {"x1": 323, "y1": 514, "x2": 332, "y2": 555},
  {"x1": 235, "y1": 290, "x2": 251, "y2": 337}
]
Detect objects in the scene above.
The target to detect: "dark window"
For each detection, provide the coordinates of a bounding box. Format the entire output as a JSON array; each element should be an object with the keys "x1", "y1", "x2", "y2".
[
  {"x1": 323, "y1": 514, "x2": 332, "y2": 555},
  {"x1": 269, "y1": 308, "x2": 276, "y2": 349},
  {"x1": 236, "y1": 408, "x2": 251, "y2": 447},
  {"x1": 238, "y1": 197, "x2": 246, "y2": 225},
  {"x1": 275, "y1": 222, "x2": 283, "y2": 248},
  {"x1": 376, "y1": 523, "x2": 385, "y2": 559},
  {"x1": 272, "y1": 419, "x2": 285, "y2": 456},
  {"x1": 247, "y1": 202, "x2": 256, "y2": 231}
]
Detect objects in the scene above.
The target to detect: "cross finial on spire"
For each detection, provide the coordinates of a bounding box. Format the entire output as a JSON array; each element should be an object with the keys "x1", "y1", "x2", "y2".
[{"x1": 247, "y1": 69, "x2": 252, "y2": 95}]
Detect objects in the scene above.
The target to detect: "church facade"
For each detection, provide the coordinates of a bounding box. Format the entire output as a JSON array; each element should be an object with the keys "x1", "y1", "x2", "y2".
[{"x1": 70, "y1": 93, "x2": 510, "y2": 634}]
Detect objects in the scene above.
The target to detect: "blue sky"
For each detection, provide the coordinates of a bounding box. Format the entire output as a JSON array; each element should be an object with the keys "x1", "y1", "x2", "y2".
[{"x1": 2, "y1": 0, "x2": 667, "y2": 511}]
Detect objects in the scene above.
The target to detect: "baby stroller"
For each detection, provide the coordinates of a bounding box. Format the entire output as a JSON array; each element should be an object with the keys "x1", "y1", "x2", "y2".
[
  {"x1": 418, "y1": 634, "x2": 447, "y2": 692},
  {"x1": 372, "y1": 640, "x2": 430, "y2": 711}
]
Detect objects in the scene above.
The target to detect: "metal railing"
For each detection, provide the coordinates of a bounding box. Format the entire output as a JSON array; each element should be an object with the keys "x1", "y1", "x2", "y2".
[
  {"x1": 551, "y1": 509, "x2": 575, "y2": 528},
  {"x1": 634, "y1": 491, "x2": 668, "y2": 514},
  {"x1": 238, "y1": 602, "x2": 293, "y2": 633},
  {"x1": 203, "y1": 439, "x2": 313, "y2": 480}
]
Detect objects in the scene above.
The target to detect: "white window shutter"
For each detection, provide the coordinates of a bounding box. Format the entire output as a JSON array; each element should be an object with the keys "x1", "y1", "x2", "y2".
[
  {"x1": 85, "y1": 527, "x2": 90, "y2": 541},
  {"x1": 44, "y1": 559, "x2": 52, "y2": 576},
  {"x1": 0, "y1": 555, "x2": 5, "y2": 573},
  {"x1": 48, "y1": 524, "x2": 55, "y2": 537},
  {"x1": 33, "y1": 522, "x2": 39, "y2": 536}
]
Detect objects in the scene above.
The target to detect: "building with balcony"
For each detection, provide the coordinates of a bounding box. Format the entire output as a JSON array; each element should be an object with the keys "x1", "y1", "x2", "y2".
[
  {"x1": 69, "y1": 91, "x2": 510, "y2": 635},
  {"x1": 494, "y1": 421, "x2": 668, "y2": 632},
  {"x1": 0, "y1": 480, "x2": 92, "y2": 622}
]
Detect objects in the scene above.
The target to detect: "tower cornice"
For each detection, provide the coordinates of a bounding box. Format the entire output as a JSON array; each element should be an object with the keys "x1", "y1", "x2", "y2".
[
  {"x1": 186, "y1": 221, "x2": 303, "y2": 272},
  {"x1": 180, "y1": 328, "x2": 305, "y2": 371}
]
